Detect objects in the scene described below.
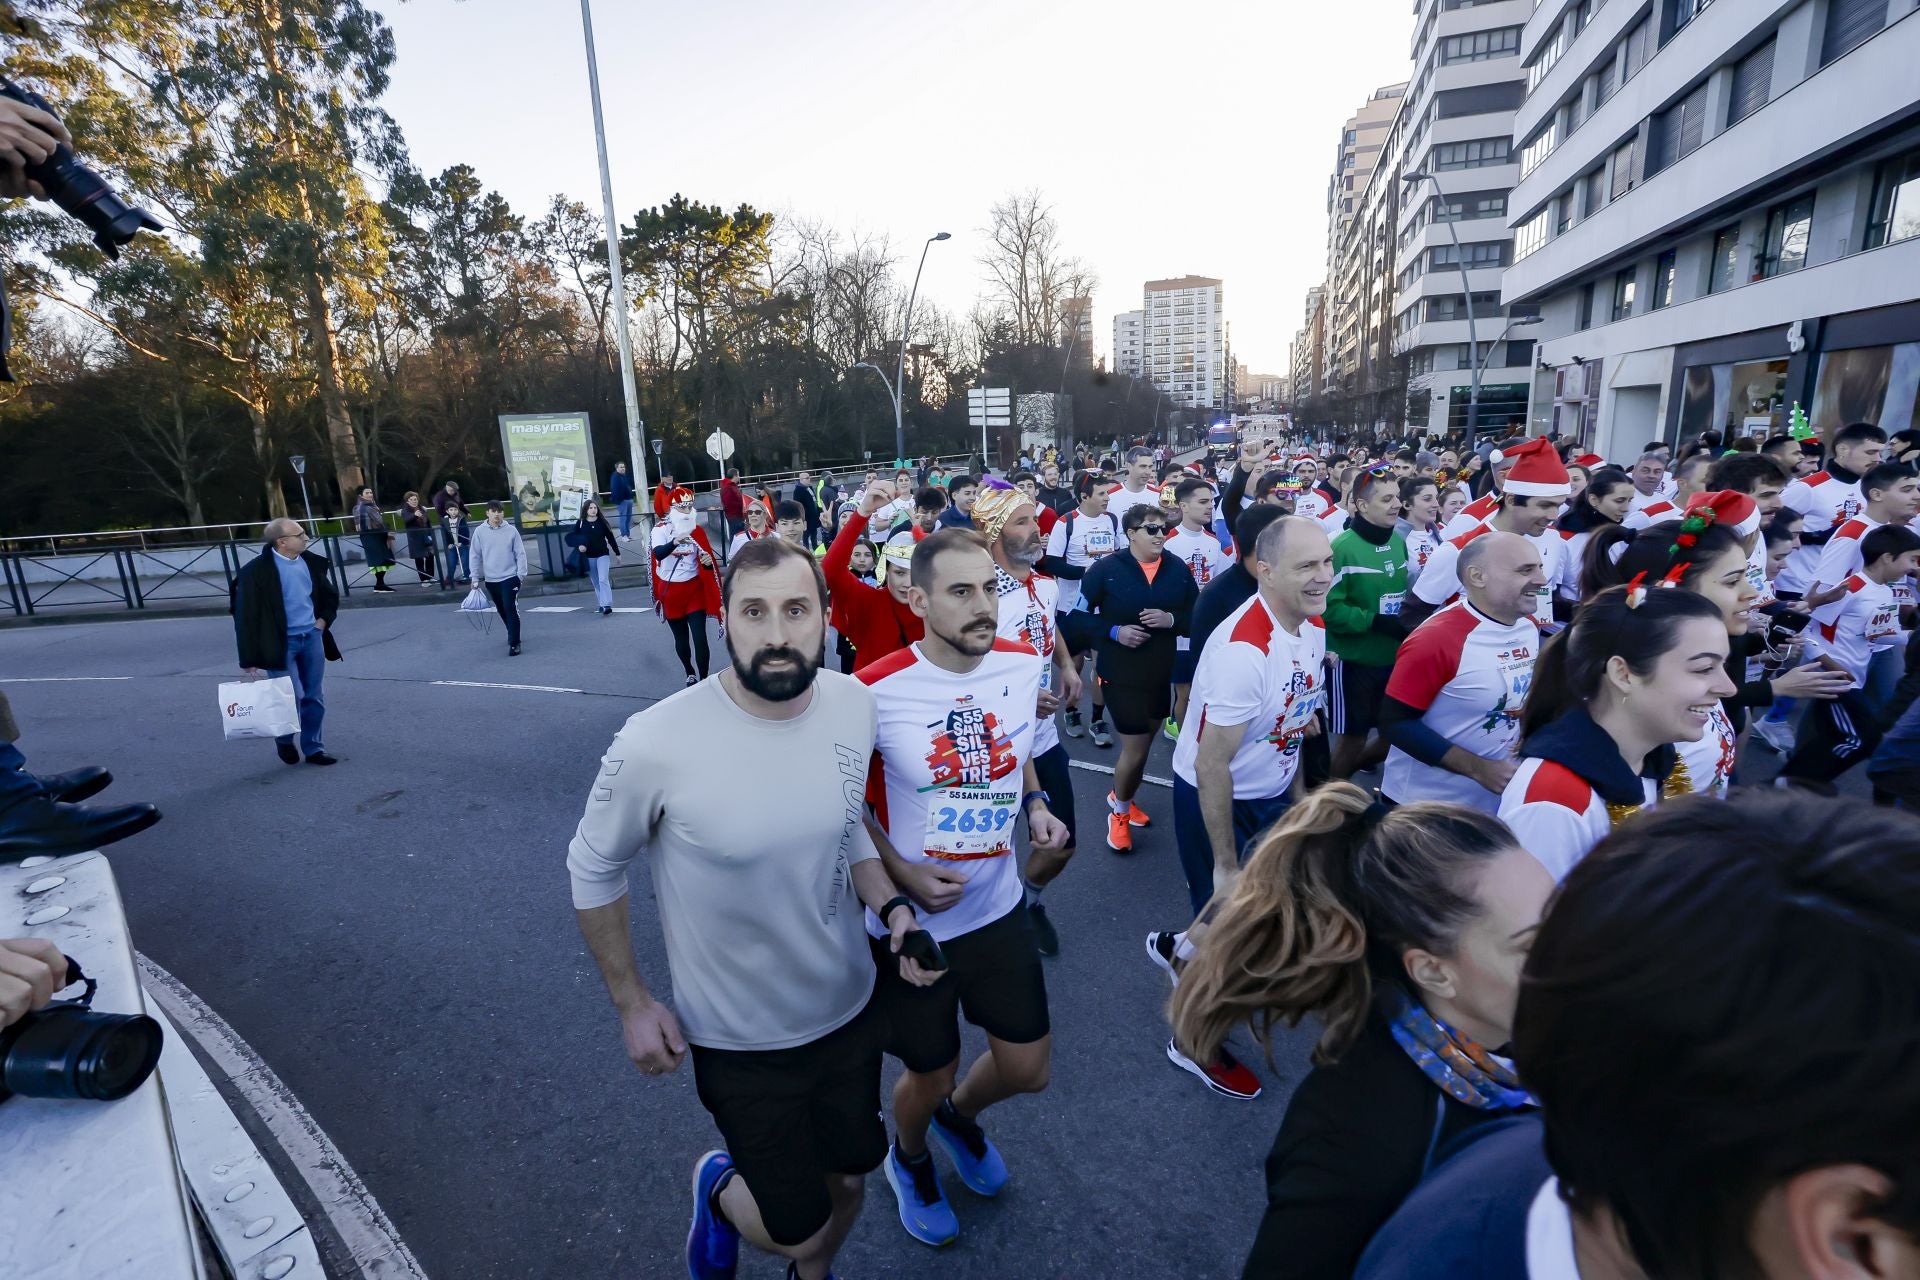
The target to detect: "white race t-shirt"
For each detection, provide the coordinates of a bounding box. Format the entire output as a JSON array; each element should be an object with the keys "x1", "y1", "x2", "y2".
[
  {"x1": 1165, "y1": 524, "x2": 1234, "y2": 653},
  {"x1": 1044, "y1": 508, "x2": 1119, "y2": 614},
  {"x1": 1404, "y1": 523, "x2": 1444, "y2": 588},
  {"x1": 1811, "y1": 514, "x2": 1883, "y2": 593},
  {"x1": 995, "y1": 565, "x2": 1062, "y2": 756},
  {"x1": 858, "y1": 640, "x2": 1042, "y2": 942},
  {"x1": 1779, "y1": 470, "x2": 1866, "y2": 593},
  {"x1": 1412, "y1": 524, "x2": 1567, "y2": 625},
  {"x1": 1811, "y1": 574, "x2": 1903, "y2": 683},
  {"x1": 1105, "y1": 483, "x2": 1162, "y2": 527},
  {"x1": 1171, "y1": 594, "x2": 1326, "y2": 800},
  {"x1": 1381, "y1": 600, "x2": 1541, "y2": 812}
]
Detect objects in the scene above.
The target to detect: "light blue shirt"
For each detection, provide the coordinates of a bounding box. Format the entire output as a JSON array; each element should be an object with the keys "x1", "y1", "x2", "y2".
[{"x1": 273, "y1": 550, "x2": 316, "y2": 635}]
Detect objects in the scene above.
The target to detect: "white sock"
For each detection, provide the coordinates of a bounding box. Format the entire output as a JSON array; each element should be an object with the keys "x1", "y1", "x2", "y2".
[
  {"x1": 1024, "y1": 879, "x2": 1044, "y2": 903},
  {"x1": 1109, "y1": 793, "x2": 1129, "y2": 815},
  {"x1": 1173, "y1": 932, "x2": 1197, "y2": 964}
]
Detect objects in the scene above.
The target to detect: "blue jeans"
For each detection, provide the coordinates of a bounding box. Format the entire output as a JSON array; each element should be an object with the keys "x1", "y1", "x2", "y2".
[
  {"x1": 0, "y1": 741, "x2": 41, "y2": 819},
  {"x1": 616, "y1": 499, "x2": 634, "y2": 538},
  {"x1": 268, "y1": 629, "x2": 326, "y2": 756},
  {"x1": 1172, "y1": 774, "x2": 1293, "y2": 917},
  {"x1": 587, "y1": 556, "x2": 612, "y2": 609}
]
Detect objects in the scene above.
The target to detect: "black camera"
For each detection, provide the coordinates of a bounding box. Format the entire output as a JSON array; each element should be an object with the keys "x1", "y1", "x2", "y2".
[
  {"x1": 0, "y1": 956, "x2": 163, "y2": 1104},
  {"x1": 0, "y1": 79, "x2": 162, "y2": 259}
]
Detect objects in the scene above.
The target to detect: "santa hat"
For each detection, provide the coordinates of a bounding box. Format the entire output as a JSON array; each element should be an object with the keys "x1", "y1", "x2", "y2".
[
  {"x1": 1573, "y1": 453, "x2": 1605, "y2": 470},
  {"x1": 1492, "y1": 437, "x2": 1571, "y2": 497},
  {"x1": 1291, "y1": 453, "x2": 1316, "y2": 467},
  {"x1": 1683, "y1": 489, "x2": 1761, "y2": 540}
]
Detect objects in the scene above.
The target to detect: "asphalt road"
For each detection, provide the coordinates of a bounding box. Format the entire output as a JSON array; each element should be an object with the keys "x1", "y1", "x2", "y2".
[{"x1": 0, "y1": 580, "x2": 1313, "y2": 1279}]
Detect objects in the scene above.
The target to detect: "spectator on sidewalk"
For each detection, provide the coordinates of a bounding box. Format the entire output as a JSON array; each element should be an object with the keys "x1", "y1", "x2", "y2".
[
  {"x1": 470, "y1": 501, "x2": 528, "y2": 656},
  {"x1": 719, "y1": 467, "x2": 745, "y2": 546},
  {"x1": 401, "y1": 491, "x2": 435, "y2": 587},
  {"x1": 352, "y1": 486, "x2": 396, "y2": 593},
  {"x1": 440, "y1": 503, "x2": 471, "y2": 587},
  {"x1": 653, "y1": 468, "x2": 677, "y2": 520},
  {"x1": 572, "y1": 499, "x2": 623, "y2": 616},
  {"x1": 432, "y1": 479, "x2": 463, "y2": 521},
  {"x1": 793, "y1": 469, "x2": 823, "y2": 548},
  {"x1": 234, "y1": 518, "x2": 341, "y2": 765},
  {"x1": 610, "y1": 461, "x2": 636, "y2": 540}
]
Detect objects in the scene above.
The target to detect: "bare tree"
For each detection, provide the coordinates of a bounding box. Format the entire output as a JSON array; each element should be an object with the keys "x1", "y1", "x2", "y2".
[{"x1": 977, "y1": 191, "x2": 1096, "y2": 350}]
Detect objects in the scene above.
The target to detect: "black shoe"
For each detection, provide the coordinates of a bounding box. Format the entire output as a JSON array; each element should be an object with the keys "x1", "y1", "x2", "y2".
[
  {"x1": 304, "y1": 752, "x2": 339, "y2": 767},
  {"x1": 509, "y1": 644, "x2": 522, "y2": 656},
  {"x1": 1028, "y1": 902, "x2": 1059, "y2": 957},
  {"x1": 0, "y1": 799, "x2": 161, "y2": 862},
  {"x1": 372, "y1": 583, "x2": 396, "y2": 594},
  {"x1": 685, "y1": 674, "x2": 698, "y2": 686},
  {"x1": 36, "y1": 766, "x2": 111, "y2": 804},
  {"x1": 276, "y1": 741, "x2": 300, "y2": 765}
]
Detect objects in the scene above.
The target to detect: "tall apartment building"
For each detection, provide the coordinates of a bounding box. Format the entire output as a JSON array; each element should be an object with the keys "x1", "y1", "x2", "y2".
[
  {"x1": 1112, "y1": 309, "x2": 1144, "y2": 378},
  {"x1": 1393, "y1": 0, "x2": 1536, "y2": 437},
  {"x1": 1060, "y1": 295, "x2": 1094, "y2": 369},
  {"x1": 1329, "y1": 84, "x2": 1410, "y2": 313},
  {"x1": 1503, "y1": 0, "x2": 1920, "y2": 458},
  {"x1": 1142, "y1": 276, "x2": 1226, "y2": 408},
  {"x1": 1329, "y1": 98, "x2": 1412, "y2": 429}
]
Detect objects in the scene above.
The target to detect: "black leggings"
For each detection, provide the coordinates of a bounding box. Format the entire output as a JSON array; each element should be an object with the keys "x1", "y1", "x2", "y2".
[{"x1": 667, "y1": 611, "x2": 711, "y2": 678}]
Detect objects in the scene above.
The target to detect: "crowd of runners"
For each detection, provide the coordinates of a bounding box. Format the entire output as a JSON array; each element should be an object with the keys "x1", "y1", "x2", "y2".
[{"x1": 560, "y1": 427, "x2": 1920, "y2": 1280}]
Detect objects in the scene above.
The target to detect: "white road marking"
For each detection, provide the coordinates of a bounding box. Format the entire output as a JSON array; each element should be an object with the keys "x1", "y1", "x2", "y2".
[
  {"x1": 527, "y1": 606, "x2": 582, "y2": 613},
  {"x1": 610, "y1": 607, "x2": 651, "y2": 613},
  {"x1": 431, "y1": 679, "x2": 585, "y2": 694},
  {"x1": 0, "y1": 676, "x2": 135, "y2": 682},
  {"x1": 1068, "y1": 759, "x2": 1174, "y2": 789},
  {"x1": 138, "y1": 955, "x2": 428, "y2": 1280}
]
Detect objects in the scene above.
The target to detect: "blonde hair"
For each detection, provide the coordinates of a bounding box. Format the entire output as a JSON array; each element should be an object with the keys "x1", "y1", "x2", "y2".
[{"x1": 1169, "y1": 782, "x2": 1517, "y2": 1068}]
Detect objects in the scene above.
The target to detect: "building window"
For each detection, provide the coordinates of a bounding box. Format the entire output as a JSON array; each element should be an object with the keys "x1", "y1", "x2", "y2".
[
  {"x1": 1520, "y1": 123, "x2": 1558, "y2": 178},
  {"x1": 1865, "y1": 147, "x2": 1920, "y2": 250},
  {"x1": 1432, "y1": 241, "x2": 1509, "y2": 269},
  {"x1": 1709, "y1": 223, "x2": 1741, "y2": 292},
  {"x1": 1822, "y1": 0, "x2": 1888, "y2": 66},
  {"x1": 1757, "y1": 194, "x2": 1814, "y2": 278},
  {"x1": 1431, "y1": 137, "x2": 1512, "y2": 171},
  {"x1": 1609, "y1": 138, "x2": 1638, "y2": 200},
  {"x1": 1529, "y1": 17, "x2": 1571, "y2": 91},
  {"x1": 1556, "y1": 190, "x2": 1577, "y2": 234},
  {"x1": 1515, "y1": 209, "x2": 1551, "y2": 262},
  {"x1": 1649, "y1": 82, "x2": 1710, "y2": 174},
  {"x1": 1584, "y1": 168, "x2": 1607, "y2": 219},
  {"x1": 1666, "y1": 0, "x2": 1713, "y2": 41},
  {"x1": 1577, "y1": 282, "x2": 1595, "y2": 330},
  {"x1": 1441, "y1": 26, "x2": 1521, "y2": 63},
  {"x1": 1611, "y1": 271, "x2": 1637, "y2": 321},
  {"x1": 1652, "y1": 250, "x2": 1677, "y2": 309},
  {"x1": 1727, "y1": 39, "x2": 1774, "y2": 127},
  {"x1": 1623, "y1": 18, "x2": 1652, "y2": 80}
]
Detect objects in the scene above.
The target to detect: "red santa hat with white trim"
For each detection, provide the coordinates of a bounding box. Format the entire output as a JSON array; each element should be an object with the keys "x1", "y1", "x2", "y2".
[
  {"x1": 1491, "y1": 437, "x2": 1571, "y2": 497},
  {"x1": 1683, "y1": 489, "x2": 1762, "y2": 540}
]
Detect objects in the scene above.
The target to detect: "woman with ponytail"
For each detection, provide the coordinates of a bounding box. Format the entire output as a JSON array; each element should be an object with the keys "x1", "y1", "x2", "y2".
[
  {"x1": 1170, "y1": 782, "x2": 1552, "y2": 1280},
  {"x1": 1553, "y1": 467, "x2": 1632, "y2": 606},
  {"x1": 1500, "y1": 585, "x2": 1735, "y2": 878}
]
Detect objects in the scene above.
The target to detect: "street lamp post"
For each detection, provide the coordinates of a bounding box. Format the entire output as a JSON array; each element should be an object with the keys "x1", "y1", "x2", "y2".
[
  {"x1": 893, "y1": 232, "x2": 950, "y2": 463},
  {"x1": 1403, "y1": 168, "x2": 1491, "y2": 442},
  {"x1": 1468, "y1": 314, "x2": 1543, "y2": 439},
  {"x1": 850, "y1": 360, "x2": 898, "y2": 461},
  {"x1": 580, "y1": 0, "x2": 652, "y2": 512},
  {"x1": 288, "y1": 455, "x2": 314, "y2": 532}
]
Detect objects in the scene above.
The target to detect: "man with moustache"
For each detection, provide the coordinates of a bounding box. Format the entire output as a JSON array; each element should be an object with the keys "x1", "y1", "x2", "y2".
[{"x1": 568, "y1": 536, "x2": 944, "y2": 1280}]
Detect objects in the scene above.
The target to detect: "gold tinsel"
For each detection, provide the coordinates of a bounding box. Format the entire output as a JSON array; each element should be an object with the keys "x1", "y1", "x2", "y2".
[{"x1": 1604, "y1": 759, "x2": 1692, "y2": 829}]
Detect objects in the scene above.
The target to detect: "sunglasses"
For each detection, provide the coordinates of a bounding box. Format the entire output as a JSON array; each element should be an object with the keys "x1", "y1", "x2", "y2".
[{"x1": 1137, "y1": 524, "x2": 1169, "y2": 536}]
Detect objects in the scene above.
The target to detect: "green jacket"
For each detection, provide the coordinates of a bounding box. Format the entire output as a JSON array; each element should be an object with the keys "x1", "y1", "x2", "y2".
[{"x1": 1325, "y1": 519, "x2": 1409, "y2": 666}]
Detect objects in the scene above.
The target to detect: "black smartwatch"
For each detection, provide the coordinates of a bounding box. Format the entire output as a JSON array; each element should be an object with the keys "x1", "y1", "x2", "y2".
[{"x1": 878, "y1": 895, "x2": 914, "y2": 928}]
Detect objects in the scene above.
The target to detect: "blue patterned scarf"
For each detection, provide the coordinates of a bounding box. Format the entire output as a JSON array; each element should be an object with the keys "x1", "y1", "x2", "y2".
[{"x1": 1383, "y1": 986, "x2": 1534, "y2": 1111}]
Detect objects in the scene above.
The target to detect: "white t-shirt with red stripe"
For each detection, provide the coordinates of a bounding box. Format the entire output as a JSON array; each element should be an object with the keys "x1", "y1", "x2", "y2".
[
  {"x1": 1171, "y1": 594, "x2": 1326, "y2": 801},
  {"x1": 1622, "y1": 498, "x2": 1684, "y2": 529},
  {"x1": 858, "y1": 639, "x2": 1042, "y2": 942},
  {"x1": 1676, "y1": 703, "x2": 1739, "y2": 797},
  {"x1": 995, "y1": 565, "x2": 1061, "y2": 756},
  {"x1": 1441, "y1": 491, "x2": 1499, "y2": 538},
  {"x1": 1811, "y1": 514, "x2": 1883, "y2": 592},
  {"x1": 1165, "y1": 524, "x2": 1235, "y2": 655},
  {"x1": 1810, "y1": 574, "x2": 1903, "y2": 683},
  {"x1": 1500, "y1": 759, "x2": 1660, "y2": 882},
  {"x1": 1292, "y1": 487, "x2": 1331, "y2": 522},
  {"x1": 1381, "y1": 601, "x2": 1541, "y2": 811},
  {"x1": 1105, "y1": 482, "x2": 1162, "y2": 527},
  {"x1": 1410, "y1": 522, "x2": 1568, "y2": 624},
  {"x1": 1404, "y1": 523, "x2": 1445, "y2": 588},
  {"x1": 1779, "y1": 470, "x2": 1866, "y2": 593}
]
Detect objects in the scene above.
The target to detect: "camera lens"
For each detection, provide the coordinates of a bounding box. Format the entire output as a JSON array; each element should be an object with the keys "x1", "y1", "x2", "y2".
[{"x1": 0, "y1": 1004, "x2": 163, "y2": 1102}]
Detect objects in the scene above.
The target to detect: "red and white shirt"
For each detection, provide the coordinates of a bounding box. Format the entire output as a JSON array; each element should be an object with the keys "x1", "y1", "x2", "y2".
[
  {"x1": 1105, "y1": 482, "x2": 1162, "y2": 527},
  {"x1": 858, "y1": 640, "x2": 1042, "y2": 942},
  {"x1": 1500, "y1": 760, "x2": 1660, "y2": 882},
  {"x1": 1622, "y1": 498, "x2": 1684, "y2": 530},
  {"x1": 995, "y1": 565, "x2": 1061, "y2": 756},
  {"x1": 1410, "y1": 523, "x2": 1568, "y2": 625},
  {"x1": 1318, "y1": 508, "x2": 1350, "y2": 538},
  {"x1": 1811, "y1": 575, "x2": 1904, "y2": 684},
  {"x1": 1171, "y1": 594, "x2": 1326, "y2": 801},
  {"x1": 1044, "y1": 508, "x2": 1120, "y2": 614},
  {"x1": 1778, "y1": 470, "x2": 1866, "y2": 593},
  {"x1": 1811, "y1": 514, "x2": 1883, "y2": 593},
  {"x1": 1676, "y1": 704, "x2": 1738, "y2": 797},
  {"x1": 1292, "y1": 487, "x2": 1331, "y2": 522},
  {"x1": 1625, "y1": 488, "x2": 1669, "y2": 522},
  {"x1": 1166, "y1": 524, "x2": 1234, "y2": 656},
  {"x1": 1381, "y1": 601, "x2": 1540, "y2": 812},
  {"x1": 1441, "y1": 491, "x2": 1499, "y2": 539},
  {"x1": 1404, "y1": 523, "x2": 1445, "y2": 588}
]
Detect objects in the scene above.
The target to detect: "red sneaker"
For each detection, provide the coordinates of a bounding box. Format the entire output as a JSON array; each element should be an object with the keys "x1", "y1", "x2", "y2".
[{"x1": 1165, "y1": 1038, "x2": 1262, "y2": 1100}]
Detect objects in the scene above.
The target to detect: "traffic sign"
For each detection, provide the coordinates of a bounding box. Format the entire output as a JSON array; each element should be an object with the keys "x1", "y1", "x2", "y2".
[
  {"x1": 650, "y1": 437, "x2": 664, "y2": 455},
  {"x1": 967, "y1": 387, "x2": 1012, "y2": 429},
  {"x1": 705, "y1": 431, "x2": 736, "y2": 461}
]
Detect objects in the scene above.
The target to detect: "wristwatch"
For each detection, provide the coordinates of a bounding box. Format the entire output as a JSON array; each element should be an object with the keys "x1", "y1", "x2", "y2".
[
  {"x1": 878, "y1": 895, "x2": 914, "y2": 929},
  {"x1": 1021, "y1": 789, "x2": 1049, "y2": 814}
]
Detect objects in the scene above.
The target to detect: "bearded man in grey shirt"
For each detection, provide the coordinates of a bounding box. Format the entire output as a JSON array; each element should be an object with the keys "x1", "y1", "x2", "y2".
[{"x1": 569, "y1": 536, "x2": 942, "y2": 1280}]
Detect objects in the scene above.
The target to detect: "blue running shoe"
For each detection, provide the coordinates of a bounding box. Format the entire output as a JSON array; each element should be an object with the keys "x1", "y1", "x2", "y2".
[
  {"x1": 882, "y1": 1143, "x2": 959, "y2": 1246},
  {"x1": 928, "y1": 1100, "x2": 1009, "y2": 1197},
  {"x1": 687, "y1": 1150, "x2": 740, "y2": 1279}
]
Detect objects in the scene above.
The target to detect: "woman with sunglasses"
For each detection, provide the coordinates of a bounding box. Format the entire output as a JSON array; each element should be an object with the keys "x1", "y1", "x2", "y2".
[{"x1": 1065, "y1": 503, "x2": 1198, "y2": 854}]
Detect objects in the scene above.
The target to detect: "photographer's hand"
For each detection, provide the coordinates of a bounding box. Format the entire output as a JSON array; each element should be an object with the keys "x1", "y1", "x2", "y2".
[
  {"x1": 0, "y1": 937, "x2": 66, "y2": 1031},
  {"x1": 0, "y1": 97, "x2": 68, "y2": 200}
]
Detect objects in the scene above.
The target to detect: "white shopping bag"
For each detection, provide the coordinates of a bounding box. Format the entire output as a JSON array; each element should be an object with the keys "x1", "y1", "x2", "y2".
[
  {"x1": 218, "y1": 676, "x2": 299, "y2": 741},
  {"x1": 457, "y1": 586, "x2": 491, "y2": 612}
]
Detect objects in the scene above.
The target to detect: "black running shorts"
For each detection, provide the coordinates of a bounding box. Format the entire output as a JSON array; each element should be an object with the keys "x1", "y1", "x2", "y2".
[
  {"x1": 870, "y1": 904, "x2": 1050, "y2": 1075},
  {"x1": 1328, "y1": 658, "x2": 1393, "y2": 735},
  {"x1": 689, "y1": 1000, "x2": 888, "y2": 1247},
  {"x1": 1099, "y1": 678, "x2": 1171, "y2": 736}
]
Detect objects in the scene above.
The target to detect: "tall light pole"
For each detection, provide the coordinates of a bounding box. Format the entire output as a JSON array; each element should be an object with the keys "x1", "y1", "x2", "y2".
[
  {"x1": 580, "y1": 0, "x2": 652, "y2": 511},
  {"x1": 894, "y1": 231, "x2": 950, "y2": 463},
  {"x1": 288, "y1": 455, "x2": 315, "y2": 532},
  {"x1": 850, "y1": 361, "x2": 898, "y2": 461},
  {"x1": 1403, "y1": 169, "x2": 1487, "y2": 442}
]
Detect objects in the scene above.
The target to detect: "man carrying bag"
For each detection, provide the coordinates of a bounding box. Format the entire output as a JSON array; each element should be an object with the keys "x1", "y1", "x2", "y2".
[{"x1": 232, "y1": 519, "x2": 342, "y2": 767}]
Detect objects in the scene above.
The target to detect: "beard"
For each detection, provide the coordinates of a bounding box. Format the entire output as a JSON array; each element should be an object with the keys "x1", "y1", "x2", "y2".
[
  {"x1": 937, "y1": 617, "x2": 998, "y2": 658},
  {"x1": 1004, "y1": 530, "x2": 1044, "y2": 567},
  {"x1": 669, "y1": 510, "x2": 697, "y2": 536},
  {"x1": 728, "y1": 634, "x2": 825, "y2": 702}
]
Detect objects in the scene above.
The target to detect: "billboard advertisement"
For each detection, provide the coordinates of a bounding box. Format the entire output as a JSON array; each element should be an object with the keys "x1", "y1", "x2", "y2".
[{"x1": 498, "y1": 413, "x2": 598, "y2": 528}]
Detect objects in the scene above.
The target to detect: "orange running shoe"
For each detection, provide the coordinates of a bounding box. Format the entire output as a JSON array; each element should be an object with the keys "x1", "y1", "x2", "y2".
[
  {"x1": 1106, "y1": 810, "x2": 1133, "y2": 853},
  {"x1": 1107, "y1": 791, "x2": 1151, "y2": 827}
]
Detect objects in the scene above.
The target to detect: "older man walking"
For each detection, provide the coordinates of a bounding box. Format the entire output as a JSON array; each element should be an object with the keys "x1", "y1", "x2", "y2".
[{"x1": 233, "y1": 518, "x2": 341, "y2": 766}]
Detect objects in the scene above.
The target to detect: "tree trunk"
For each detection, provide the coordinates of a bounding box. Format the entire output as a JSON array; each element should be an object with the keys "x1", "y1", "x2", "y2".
[
  {"x1": 248, "y1": 402, "x2": 288, "y2": 519},
  {"x1": 306, "y1": 271, "x2": 365, "y2": 504},
  {"x1": 171, "y1": 389, "x2": 206, "y2": 527}
]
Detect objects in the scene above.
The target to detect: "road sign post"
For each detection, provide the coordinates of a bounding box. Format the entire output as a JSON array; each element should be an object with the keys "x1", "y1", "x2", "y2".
[{"x1": 966, "y1": 387, "x2": 1012, "y2": 472}]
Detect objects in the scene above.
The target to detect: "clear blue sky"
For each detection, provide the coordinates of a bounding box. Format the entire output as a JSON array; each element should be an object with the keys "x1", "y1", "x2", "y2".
[{"x1": 375, "y1": 0, "x2": 1413, "y2": 377}]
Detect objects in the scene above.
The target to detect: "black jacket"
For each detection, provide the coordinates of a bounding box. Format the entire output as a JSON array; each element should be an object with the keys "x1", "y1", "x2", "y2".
[
  {"x1": 1244, "y1": 1013, "x2": 1528, "y2": 1280},
  {"x1": 1062, "y1": 551, "x2": 1195, "y2": 686},
  {"x1": 232, "y1": 548, "x2": 340, "y2": 671}
]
